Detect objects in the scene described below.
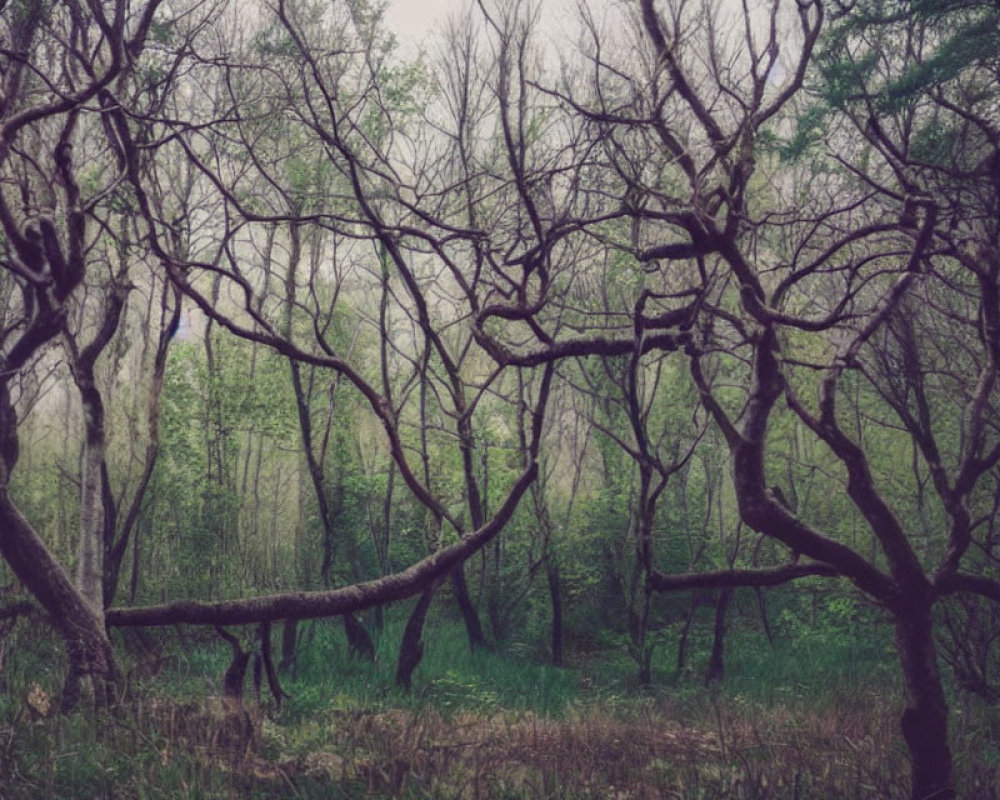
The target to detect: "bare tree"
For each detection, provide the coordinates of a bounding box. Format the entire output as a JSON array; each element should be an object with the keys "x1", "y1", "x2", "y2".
[
  {"x1": 0, "y1": 0, "x2": 165, "y2": 708},
  {"x1": 551, "y1": 0, "x2": 1000, "y2": 795},
  {"x1": 103, "y1": 0, "x2": 573, "y2": 647}
]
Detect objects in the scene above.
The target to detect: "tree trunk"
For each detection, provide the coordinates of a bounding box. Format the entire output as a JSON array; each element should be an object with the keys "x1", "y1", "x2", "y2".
[
  {"x1": 676, "y1": 595, "x2": 698, "y2": 672},
  {"x1": 221, "y1": 638, "x2": 250, "y2": 701},
  {"x1": 258, "y1": 622, "x2": 286, "y2": 709},
  {"x1": 128, "y1": 518, "x2": 143, "y2": 606},
  {"x1": 105, "y1": 285, "x2": 177, "y2": 607},
  {"x1": 279, "y1": 618, "x2": 298, "y2": 676},
  {"x1": 0, "y1": 390, "x2": 117, "y2": 711},
  {"x1": 704, "y1": 587, "x2": 732, "y2": 686},
  {"x1": 287, "y1": 353, "x2": 378, "y2": 663},
  {"x1": 214, "y1": 627, "x2": 246, "y2": 698},
  {"x1": 451, "y1": 563, "x2": 485, "y2": 650},
  {"x1": 486, "y1": 539, "x2": 505, "y2": 641},
  {"x1": 755, "y1": 587, "x2": 774, "y2": 646},
  {"x1": 546, "y1": 556, "x2": 563, "y2": 667},
  {"x1": 343, "y1": 613, "x2": 375, "y2": 661},
  {"x1": 61, "y1": 627, "x2": 117, "y2": 713},
  {"x1": 894, "y1": 605, "x2": 954, "y2": 800},
  {"x1": 0, "y1": 493, "x2": 117, "y2": 711},
  {"x1": 628, "y1": 585, "x2": 653, "y2": 686},
  {"x1": 68, "y1": 287, "x2": 129, "y2": 612},
  {"x1": 77, "y1": 399, "x2": 107, "y2": 612},
  {"x1": 396, "y1": 582, "x2": 438, "y2": 690}
]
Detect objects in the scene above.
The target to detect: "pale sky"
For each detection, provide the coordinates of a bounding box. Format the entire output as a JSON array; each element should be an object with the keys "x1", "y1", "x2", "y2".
[
  {"x1": 384, "y1": 0, "x2": 468, "y2": 51},
  {"x1": 384, "y1": 0, "x2": 577, "y2": 56}
]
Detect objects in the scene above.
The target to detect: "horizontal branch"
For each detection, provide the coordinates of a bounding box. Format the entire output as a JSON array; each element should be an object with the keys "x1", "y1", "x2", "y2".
[
  {"x1": 474, "y1": 328, "x2": 687, "y2": 368},
  {"x1": 935, "y1": 571, "x2": 1000, "y2": 603},
  {"x1": 650, "y1": 562, "x2": 840, "y2": 592},
  {"x1": 106, "y1": 462, "x2": 538, "y2": 628}
]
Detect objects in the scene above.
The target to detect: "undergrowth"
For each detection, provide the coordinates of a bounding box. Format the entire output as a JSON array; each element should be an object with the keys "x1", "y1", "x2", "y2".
[{"x1": 0, "y1": 610, "x2": 996, "y2": 798}]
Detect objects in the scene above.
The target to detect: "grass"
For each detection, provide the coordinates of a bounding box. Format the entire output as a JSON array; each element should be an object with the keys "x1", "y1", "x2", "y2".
[
  {"x1": 283, "y1": 616, "x2": 582, "y2": 720},
  {"x1": 0, "y1": 609, "x2": 997, "y2": 798}
]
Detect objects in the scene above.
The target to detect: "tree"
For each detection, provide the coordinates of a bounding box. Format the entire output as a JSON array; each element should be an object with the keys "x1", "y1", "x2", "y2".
[
  {"x1": 556, "y1": 0, "x2": 998, "y2": 796},
  {"x1": 104, "y1": 0, "x2": 566, "y2": 660},
  {"x1": 0, "y1": 0, "x2": 166, "y2": 708}
]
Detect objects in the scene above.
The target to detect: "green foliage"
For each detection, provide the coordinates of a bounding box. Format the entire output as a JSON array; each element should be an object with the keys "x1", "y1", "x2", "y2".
[
  {"x1": 148, "y1": 16, "x2": 175, "y2": 46},
  {"x1": 910, "y1": 115, "x2": 959, "y2": 164},
  {"x1": 141, "y1": 335, "x2": 303, "y2": 600},
  {"x1": 819, "y1": 48, "x2": 881, "y2": 111},
  {"x1": 773, "y1": 103, "x2": 829, "y2": 162},
  {"x1": 819, "y1": 0, "x2": 1000, "y2": 115}
]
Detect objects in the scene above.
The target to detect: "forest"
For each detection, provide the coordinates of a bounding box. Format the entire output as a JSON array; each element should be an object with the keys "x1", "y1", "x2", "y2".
[{"x1": 0, "y1": 0, "x2": 999, "y2": 797}]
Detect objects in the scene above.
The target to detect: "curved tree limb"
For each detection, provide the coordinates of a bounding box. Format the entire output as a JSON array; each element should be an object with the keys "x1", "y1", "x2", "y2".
[
  {"x1": 106, "y1": 459, "x2": 540, "y2": 628},
  {"x1": 650, "y1": 562, "x2": 839, "y2": 592}
]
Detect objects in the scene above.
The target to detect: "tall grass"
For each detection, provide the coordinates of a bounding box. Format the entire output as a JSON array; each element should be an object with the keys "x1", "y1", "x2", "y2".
[
  {"x1": 0, "y1": 608, "x2": 997, "y2": 797},
  {"x1": 284, "y1": 613, "x2": 580, "y2": 720}
]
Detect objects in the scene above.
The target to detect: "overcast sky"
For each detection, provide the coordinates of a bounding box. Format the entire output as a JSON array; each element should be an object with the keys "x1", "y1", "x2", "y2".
[
  {"x1": 384, "y1": 0, "x2": 467, "y2": 51},
  {"x1": 383, "y1": 0, "x2": 577, "y2": 56}
]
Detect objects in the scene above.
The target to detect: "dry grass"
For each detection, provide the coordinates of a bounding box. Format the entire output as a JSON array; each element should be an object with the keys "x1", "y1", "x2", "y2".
[
  {"x1": 5, "y1": 690, "x2": 998, "y2": 798},
  {"x1": 256, "y1": 694, "x2": 924, "y2": 798}
]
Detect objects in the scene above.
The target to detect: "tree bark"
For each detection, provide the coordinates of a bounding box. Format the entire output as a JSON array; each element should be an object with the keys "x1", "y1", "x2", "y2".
[
  {"x1": 894, "y1": 604, "x2": 954, "y2": 800},
  {"x1": 0, "y1": 387, "x2": 117, "y2": 711},
  {"x1": 217, "y1": 627, "x2": 250, "y2": 701},
  {"x1": 76, "y1": 387, "x2": 107, "y2": 612},
  {"x1": 704, "y1": 587, "x2": 732, "y2": 686},
  {"x1": 0, "y1": 493, "x2": 117, "y2": 710},
  {"x1": 396, "y1": 582, "x2": 437, "y2": 690},
  {"x1": 258, "y1": 622, "x2": 286, "y2": 708},
  {"x1": 451, "y1": 563, "x2": 485, "y2": 650},
  {"x1": 65, "y1": 284, "x2": 128, "y2": 611},
  {"x1": 755, "y1": 587, "x2": 774, "y2": 646},
  {"x1": 279, "y1": 618, "x2": 298, "y2": 676},
  {"x1": 343, "y1": 613, "x2": 375, "y2": 661},
  {"x1": 628, "y1": 584, "x2": 654, "y2": 686}
]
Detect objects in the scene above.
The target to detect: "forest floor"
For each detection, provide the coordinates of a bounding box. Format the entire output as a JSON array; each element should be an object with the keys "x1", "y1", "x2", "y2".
[{"x1": 1, "y1": 619, "x2": 999, "y2": 798}]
